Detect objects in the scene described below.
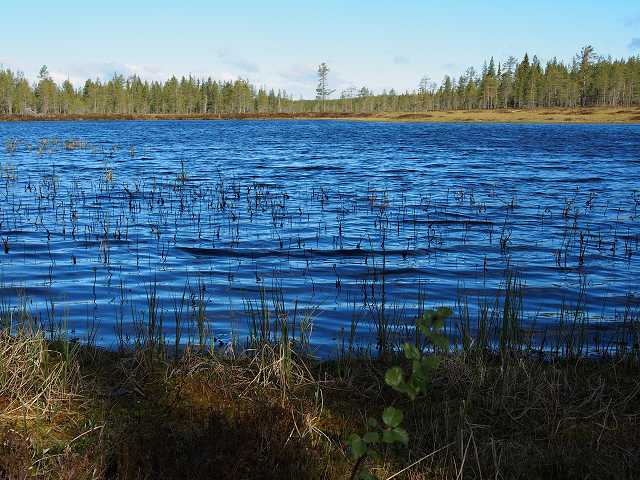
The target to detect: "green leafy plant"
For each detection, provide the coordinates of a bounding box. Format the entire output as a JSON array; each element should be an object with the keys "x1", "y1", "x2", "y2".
[
  {"x1": 347, "y1": 307, "x2": 451, "y2": 479},
  {"x1": 347, "y1": 406, "x2": 409, "y2": 479}
]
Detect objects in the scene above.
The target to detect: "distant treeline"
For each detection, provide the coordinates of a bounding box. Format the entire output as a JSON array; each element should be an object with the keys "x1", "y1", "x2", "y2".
[{"x1": 1, "y1": 47, "x2": 639, "y2": 115}]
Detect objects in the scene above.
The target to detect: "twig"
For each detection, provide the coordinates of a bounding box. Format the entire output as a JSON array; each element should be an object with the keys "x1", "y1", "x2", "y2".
[
  {"x1": 385, "y1": 441, "x2": 455, "y2": 480},
  {"x1": 67, "y1": 424, "x2": 104, "y2": 446}
]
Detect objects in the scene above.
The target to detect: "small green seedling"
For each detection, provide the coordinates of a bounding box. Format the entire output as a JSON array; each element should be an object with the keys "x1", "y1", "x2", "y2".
[{"x1": 347, "y1": 307, "x2": 451, "y2": 480}]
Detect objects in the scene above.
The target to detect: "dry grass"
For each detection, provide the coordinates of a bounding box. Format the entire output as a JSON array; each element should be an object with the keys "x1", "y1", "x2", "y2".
[
  {"x1": 0, "y1": 329, "x2": 638, "y2": 479},
  {"x1": 1, "y1": 107, "x2": 640, "y2": 124},
  {"x1": 392, "y1": 355, "x2": 640, "y2": 479},
  {"x1": 0, "y1": 331, "x2": 82, "y2": 424},
  {"x1": 0, "y1": 331, "x2": 102, "y2": 479},
  {"x1": 358, "y1": 107, "x2": 640, "y2": 124}
]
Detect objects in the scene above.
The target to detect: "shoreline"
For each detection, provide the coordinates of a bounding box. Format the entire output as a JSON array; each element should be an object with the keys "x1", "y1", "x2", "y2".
[
  {"x1": 1, "y1": 327, "x2": 638, "y2": 479},
  {"x1": 1, "y1": 107, "x2": 640, "y2": 124}
]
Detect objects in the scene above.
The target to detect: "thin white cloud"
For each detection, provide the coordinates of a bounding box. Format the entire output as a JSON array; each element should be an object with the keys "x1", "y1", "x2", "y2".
[
  {"x1": 278, "y1": 64, "x2": 318, "y2": 84},
  {"x1": 629, "y1": 38, "x2": 640, "y2": 50},
  {"x1": 46, "y1": 62, "x2": 170, "y2": 87},
  {"x1": 216, "y1": 50, "x2": 259, "y2": 74}
]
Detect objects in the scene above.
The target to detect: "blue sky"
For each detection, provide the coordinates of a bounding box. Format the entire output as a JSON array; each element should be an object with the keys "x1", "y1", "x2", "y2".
[{"x1": 1, "y1": 0, "x2": 639, "y2": 98}]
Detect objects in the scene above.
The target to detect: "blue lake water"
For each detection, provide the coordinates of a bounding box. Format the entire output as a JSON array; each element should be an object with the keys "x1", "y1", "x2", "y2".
[{"x1": 0, "y1": 120, "x2": 639, "y2": 353}]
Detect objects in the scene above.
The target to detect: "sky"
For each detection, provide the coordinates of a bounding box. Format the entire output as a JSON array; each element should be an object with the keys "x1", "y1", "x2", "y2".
[{"x1": 1, "y1": 0, "x2": 639, "y2": 98}]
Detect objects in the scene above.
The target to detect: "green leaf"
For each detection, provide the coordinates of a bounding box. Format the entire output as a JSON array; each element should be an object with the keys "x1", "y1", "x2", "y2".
[
  {"x1": 407, "y1": 374, "x2": 426, "y2": 396},
  {"x1": 391, "y1": 427, "x2": 409, "y2": 445},
  {"x1": 347, "y1": 433, "x2": 367, "y2": 459},
  {"x1": 432, "y1": 316, "x2": 445, "y2": 330},
  {"x1": 412, "y1": 359, "x2": 424, "y2": 376},
  {"x1": 394, "y1": 381, "x2": 418, "y2": 400},
  {"x1": 382, "y1": 427, "x2": 410, "y2": 445},
  {"x1": 385, "y1": 366, "x2": 404, "y2": 388},
  {"x1": 382, "y1": 406, "x2": 403, "y2": 428},
  {"x1": 417, "y1": 312, "x2": 432, "y2": 333},
  {"x1": 412, "y1": 360, "x2": 430, "y2": 386},
  {"x1": 432, "y1": 307, "x2": 451, "y2": 330},
  {"x1": 363, "y1": 431, "x2": 380, "y2": 444},
  {"x1": 403, "y1": 342, "x2": 420, "y2": 360},
  {"x1": 382, "y1": 430, "x2": 395, "y2": 444},
  {"x1": 366, "y1": 417, "x2": 379, "y2": 429}
]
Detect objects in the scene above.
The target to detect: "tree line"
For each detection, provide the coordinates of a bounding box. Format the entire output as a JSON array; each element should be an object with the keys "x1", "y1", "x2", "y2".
[{"x1": 0, "y1": 46, "x2": 639, "y2": 116}]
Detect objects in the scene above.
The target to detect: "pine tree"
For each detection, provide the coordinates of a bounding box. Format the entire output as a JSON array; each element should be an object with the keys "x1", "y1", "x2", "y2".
[
  {"x1": 316, "y1": 63, "x2": 335, "y2": 113},
  {"x1": 578, "y1": 45, "x2": 595, "y2": 106}
]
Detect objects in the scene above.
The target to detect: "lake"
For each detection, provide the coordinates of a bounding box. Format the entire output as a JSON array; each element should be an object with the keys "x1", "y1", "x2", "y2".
[{"x1": 0, "y1": 120, "x2": 639, "y2": 354}]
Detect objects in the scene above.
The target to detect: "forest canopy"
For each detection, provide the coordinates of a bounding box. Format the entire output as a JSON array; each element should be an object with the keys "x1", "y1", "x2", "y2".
[{"x1": 1, "y1": 47, "x2": 639, "y2": 115}]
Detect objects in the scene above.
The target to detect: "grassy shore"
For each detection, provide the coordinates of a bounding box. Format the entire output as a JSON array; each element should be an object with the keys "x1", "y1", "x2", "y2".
[
  {"x1": 1, "y1": 107, "x2": 640, "y2": 124},
  {"x1": 1, "y1": 323, "x2": 638, "y2": 479}
]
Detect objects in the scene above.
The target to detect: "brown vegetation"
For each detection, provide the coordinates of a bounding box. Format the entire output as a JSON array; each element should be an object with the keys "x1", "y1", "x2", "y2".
[
  {"x1": 0, "y1": 327, "x2": 638, "y2": 479},
  {"x1": 1, "y1": 107, "x2": 640, "y2": 124}
]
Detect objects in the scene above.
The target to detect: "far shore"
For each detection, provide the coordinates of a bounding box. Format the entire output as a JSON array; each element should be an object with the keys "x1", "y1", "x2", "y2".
[{"x1": 1, "y1": 106, "x2": 640, "y2": 124}]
